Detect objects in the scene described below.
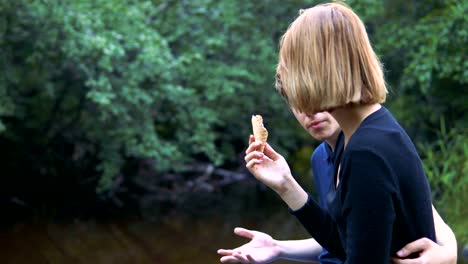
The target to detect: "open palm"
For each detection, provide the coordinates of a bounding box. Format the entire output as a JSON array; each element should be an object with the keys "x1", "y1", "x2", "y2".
[{"x1": 217, "y1": 227, "x2": 280, "y2": 264}]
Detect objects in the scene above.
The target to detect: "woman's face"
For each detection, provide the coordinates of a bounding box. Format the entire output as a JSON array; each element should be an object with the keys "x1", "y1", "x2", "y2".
[{"x1": 291, "y1": 109, "x2": 341, "y2": 142}]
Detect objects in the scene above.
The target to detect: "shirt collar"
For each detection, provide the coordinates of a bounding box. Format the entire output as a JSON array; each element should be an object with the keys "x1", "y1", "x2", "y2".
[{"x1": 324, "y1": 142, "x2": 335, "y2": 164}]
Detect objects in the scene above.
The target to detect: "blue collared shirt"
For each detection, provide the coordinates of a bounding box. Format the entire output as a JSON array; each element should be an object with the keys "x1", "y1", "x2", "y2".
[{"x1": 311, "y1": 141, "x2": 343, "y2": 264}]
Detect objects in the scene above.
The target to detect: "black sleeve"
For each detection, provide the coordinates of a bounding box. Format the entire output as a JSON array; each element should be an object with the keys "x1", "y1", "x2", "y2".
[
  {"x1": 341, "y1": 150, "x2": 396, "y2": 263},
  {"x1": 290, "y1": 194, "x2": 346, "y2": 260}
]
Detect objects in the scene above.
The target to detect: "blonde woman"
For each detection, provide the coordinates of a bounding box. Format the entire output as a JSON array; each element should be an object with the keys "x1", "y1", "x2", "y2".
[
  {"x1": 242, "y1": 2, "x2": 449, "y2": 263},
  {"x1": 218, "y1": 112, "x2": 457, "y2": 264}
]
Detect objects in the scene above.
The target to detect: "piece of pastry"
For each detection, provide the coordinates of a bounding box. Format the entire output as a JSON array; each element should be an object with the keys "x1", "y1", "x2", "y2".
[{"x1": 251, "y1": 115, "x2": 268, "y2": 152}]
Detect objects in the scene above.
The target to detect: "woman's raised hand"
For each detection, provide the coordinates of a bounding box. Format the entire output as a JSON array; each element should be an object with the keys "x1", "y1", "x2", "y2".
[{"x1": 244, "y1": 135, "x2": 292, "y2": 195}]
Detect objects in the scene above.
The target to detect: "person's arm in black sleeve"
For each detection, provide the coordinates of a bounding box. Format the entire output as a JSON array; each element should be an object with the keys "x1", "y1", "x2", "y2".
[
  {"x1": 290, "y1": 194, "x2": 346, "y2": 260},
  {"x1": 342, "y1": 150, "x2": 396, "y2": 263}
]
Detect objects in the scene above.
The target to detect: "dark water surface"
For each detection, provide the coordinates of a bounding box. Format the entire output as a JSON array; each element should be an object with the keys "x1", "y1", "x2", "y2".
[
  {"x1": 0, "y1": 182, "x2": 310, "y2": 263},
  {"x1": 0, "y1": 213, "x2": 308, "y2": 264},
  {"x1": 1, "y1": 181, "x2": 466, "y2": 263}
]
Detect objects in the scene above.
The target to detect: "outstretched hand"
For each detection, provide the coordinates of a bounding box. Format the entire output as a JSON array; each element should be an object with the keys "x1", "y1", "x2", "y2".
[
  {"x1": 217, "y1": 227, "x2": 280, "y2": 264},
  {"x1": 245, "y1": 135, "x2": 292, "y2": 194},
  {"x1": 391, "y1": 237, "x2": 457, "y2": 264}
]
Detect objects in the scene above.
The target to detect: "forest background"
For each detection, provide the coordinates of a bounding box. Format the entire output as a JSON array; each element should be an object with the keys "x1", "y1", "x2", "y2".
[{"x1": 0, "y1": 0, "x2": 466, "y2": 259}]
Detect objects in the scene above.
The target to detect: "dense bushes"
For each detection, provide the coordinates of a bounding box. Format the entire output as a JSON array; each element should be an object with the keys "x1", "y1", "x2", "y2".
[{"x1": 419, "y1": 123, "x2": 468, "y2": 245}]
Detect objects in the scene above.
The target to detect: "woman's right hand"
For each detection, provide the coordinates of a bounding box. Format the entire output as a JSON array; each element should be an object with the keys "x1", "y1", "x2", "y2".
[
  {"x1": 245, "y1": 135, "x2": 308, "y2": 210},
  {"x1": 245, "y1": 135, "x2": 293, "y2": 195}
]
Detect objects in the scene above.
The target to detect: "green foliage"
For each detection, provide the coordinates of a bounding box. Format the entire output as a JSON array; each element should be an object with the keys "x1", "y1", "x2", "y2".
[
  {"x1": 0, "y1": 0, "x2": 312, "y2": 195},
  {"x1": 290, "y1": 144, "x2": 316, "y2": 196},
  {"x1": 370, "y1": 0, "x2": 467, "y2": 137},
  {"x1": 1, "y1": 0, "x2": 182, "y2": 192},
  {"x1": 419, "y1": 120, "x2": 468, "y2": 245}
]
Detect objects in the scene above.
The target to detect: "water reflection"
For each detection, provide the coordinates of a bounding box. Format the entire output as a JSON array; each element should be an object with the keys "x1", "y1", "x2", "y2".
[
  {"x1": 1, "y1": 181, "x2": 466, "y2": 263},
  {"x1": 0, "y1": 182, "x2": 310, "y2": 263}
]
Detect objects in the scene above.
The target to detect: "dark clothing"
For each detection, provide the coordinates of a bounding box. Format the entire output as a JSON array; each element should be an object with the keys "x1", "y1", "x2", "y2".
[
  {"x1": 311, "y1": 142, "x2": 343, "y2": 264},
  {"x1": 293, "y1": 106, "x2": 435, "y2": 263},
  {"x1": 311, "y1": 142, "x2": 336, "y2": 209}
]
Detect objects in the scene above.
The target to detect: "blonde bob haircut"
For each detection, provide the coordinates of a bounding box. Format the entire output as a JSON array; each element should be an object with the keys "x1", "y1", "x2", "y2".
[{"x1": 275, "y1": 2, "x2": 387, "y2": 114}]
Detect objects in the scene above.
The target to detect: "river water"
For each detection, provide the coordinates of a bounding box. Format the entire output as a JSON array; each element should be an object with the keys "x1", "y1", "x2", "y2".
[
  {"x1": 1, "y1": 181, "x2": 466, "y2": 263},
  {"x1": 0, "y1": 181, "x2": 310, "y2": 263},
  {"x1": 0, "y1": 213, "x2": 307, "y2": 263}
]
